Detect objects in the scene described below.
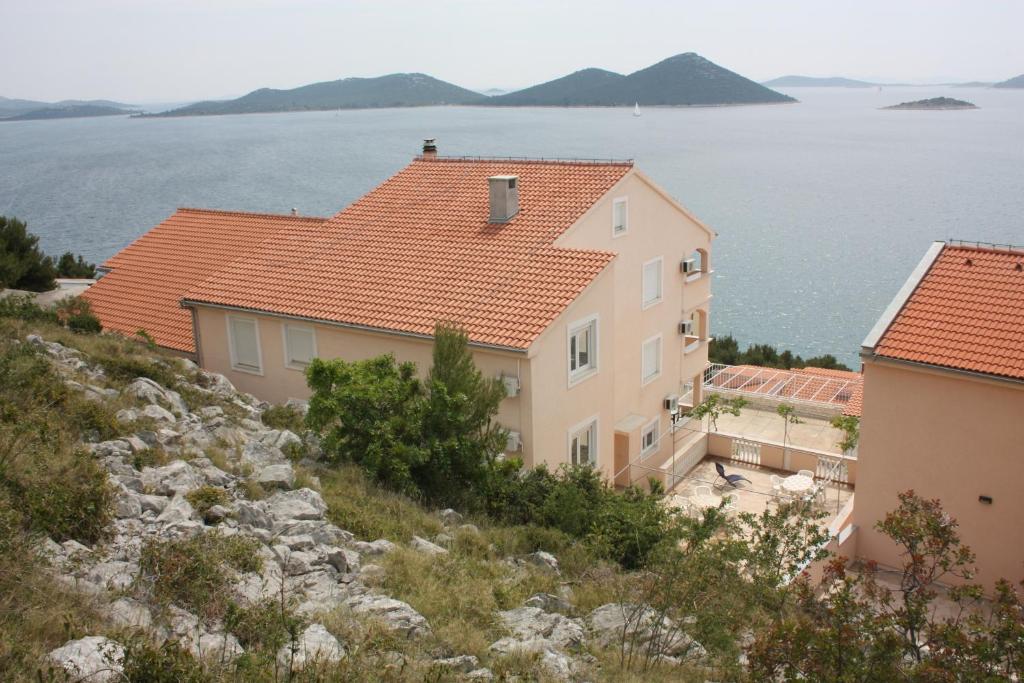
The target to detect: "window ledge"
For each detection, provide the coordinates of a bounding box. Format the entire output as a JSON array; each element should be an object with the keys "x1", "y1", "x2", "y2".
[
  {"x1": 641, "y1": 372, "x2": 661, "y2": 387},
  {"x1": 685, "y1": 270, "x2": 714, "y2": 284},
  {"x1": 569, "y1": 368, "x2": 599, "y2": 388},
  {"x1": 231, "y1": 364, "x2": 264, "y2": 376},
  {"x1": 641, "y1": 297, "x2": 663, "y2": 311}
]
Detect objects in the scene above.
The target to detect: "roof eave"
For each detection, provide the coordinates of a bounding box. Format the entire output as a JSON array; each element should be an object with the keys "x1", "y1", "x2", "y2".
[
  {"x1": 180, "y1": 298, "x2": 530, "y2": 355},
  {"x1": 861, "y1": 352, "x2": 1024, "y2": 388},
  {"x1": 861, "y1": 240, "x2": 945, "y2": 354}
]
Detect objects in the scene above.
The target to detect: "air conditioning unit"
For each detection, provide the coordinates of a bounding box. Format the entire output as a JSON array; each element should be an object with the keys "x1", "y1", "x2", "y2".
[
  {"x1": 680, "y1": 258, "x2": 698, "y2": 274},
  {"x1": 678, "y1": 320, "x2": 694, "y2": 336},
  {"x1": 500, "y1": 374, "x2": 521, "y2": 397},
  {"x1": 663, "y1": 394, "x2": 680, "y2": 413},
  {"x1": 506, "y1": 431, "x2": 523, "y2": 452}
]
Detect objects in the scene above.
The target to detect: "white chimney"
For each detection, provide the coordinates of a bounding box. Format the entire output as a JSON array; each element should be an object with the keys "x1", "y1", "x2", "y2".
[
  {"x1": 488, "y1": 175, "x2": 519, "y2": 223},
  {"x1": 422, "y1": 138, "x2": 437, "y2": 159}
]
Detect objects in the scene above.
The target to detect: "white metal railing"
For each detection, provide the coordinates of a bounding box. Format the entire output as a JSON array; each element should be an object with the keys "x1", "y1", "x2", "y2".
[
  {"x1": 816, "y1": 453, "x2": 849, "y2": 485},
  {"x1": 702, "y1": 363, "x2": 861, "y2": 413}
]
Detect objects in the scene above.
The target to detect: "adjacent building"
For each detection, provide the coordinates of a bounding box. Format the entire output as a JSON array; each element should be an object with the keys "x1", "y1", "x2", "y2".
[
  {"x1": 85, "y1": 142, "x2": 715, "y2": 480},
  {"x1": 855, "y1": 241, "x2": 1024, "y2": 588}
]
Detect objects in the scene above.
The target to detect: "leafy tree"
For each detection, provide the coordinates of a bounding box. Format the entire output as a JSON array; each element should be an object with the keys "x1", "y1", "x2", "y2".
[
  {"x1": 830, "y1": 414, "x2": 860, "y2": 453},
  {"x1": 688, "y1": 393, "x2": 747, "y2": 431},
  {"x1": 306, "y1": 353, "x2": 426, "y2": 496},
  {"x1": 306, "y1": 323, "x2": 505, "y2": 507},
  {"x1": 776, "y1": 403, "x2": 803, "y2": 459},
  {"x1": 709, "y1": 334, "x2": 851, "y2": 371},
  {"x1": 0, "y1": 216, "x2": 56, "y2": 292},
  {"x1": 55, "y1": 251, "x2": 96, "y2": 278}
]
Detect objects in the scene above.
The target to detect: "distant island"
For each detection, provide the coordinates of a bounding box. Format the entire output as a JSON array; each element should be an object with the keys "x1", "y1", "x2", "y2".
[
  {"x1": 0, "y1": 96, "x2": 136, "y2": 122},
  {"x1": 882, "y1": 97, "x2": 978, "y2": 110},
  {"x1": 149, "y1": 52, "x2": 794, "y2": 117},
  {"x1": 485, "y1": 53, "x2": 795, "y2": 107},
  {"x1": 762, "y1": 75, "x2": 878, "y2": 88},
  {"x1": 993, "y1": 74, "x2": 1024, "y2": 89}
]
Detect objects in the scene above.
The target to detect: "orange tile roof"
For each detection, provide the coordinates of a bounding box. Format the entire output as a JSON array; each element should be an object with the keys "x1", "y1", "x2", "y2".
[
  {"x1": 183, "y1": 157, "x2": 630, "y2": 349},
  {"x1": 874, "y1": 244, "x2": 1024, "y2": 381},
  {"x1": 84, "y1": 209, "x2": 326, "y2": 353}
]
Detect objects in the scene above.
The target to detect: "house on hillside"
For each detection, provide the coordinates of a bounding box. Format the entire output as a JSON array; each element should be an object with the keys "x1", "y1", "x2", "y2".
[
  {"x1": 854, "y1": 241, "x2": 1024, "y2": 589},
  {"x1": 84, "y1": 141, "x2": 715, "y2": 480}
]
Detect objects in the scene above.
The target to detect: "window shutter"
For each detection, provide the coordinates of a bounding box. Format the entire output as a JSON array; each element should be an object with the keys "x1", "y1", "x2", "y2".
[{"x1": 230, "y1": 318, "x2": 260, "y2": 370}]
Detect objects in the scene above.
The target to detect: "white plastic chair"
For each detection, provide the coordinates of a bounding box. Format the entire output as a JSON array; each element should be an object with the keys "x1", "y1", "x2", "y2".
[
  {"x1": 798, "y1": 469, "x2": 815, "y2": 480},
  {"x1": 770, "y1": 474, "x2": 785, "y2": 498}
]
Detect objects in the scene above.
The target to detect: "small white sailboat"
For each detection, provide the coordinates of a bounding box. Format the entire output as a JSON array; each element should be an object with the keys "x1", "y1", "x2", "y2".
[{"x1": 633, "y1": 102, "x2": 641, "y2": 117}]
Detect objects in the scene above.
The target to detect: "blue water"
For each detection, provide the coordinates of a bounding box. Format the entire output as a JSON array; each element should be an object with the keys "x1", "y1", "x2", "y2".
[{"x1": 1, "y1": 86, "x2": 1022, "y2": 367}]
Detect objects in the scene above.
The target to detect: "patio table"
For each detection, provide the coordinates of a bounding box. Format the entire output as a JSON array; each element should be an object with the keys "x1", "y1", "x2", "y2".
[
  {"x1": 691, "y1": 492, "x2": 724, "y2": 509},
  {"x1": 782, "y1": 474, "x2": 814, "y2": 495}
]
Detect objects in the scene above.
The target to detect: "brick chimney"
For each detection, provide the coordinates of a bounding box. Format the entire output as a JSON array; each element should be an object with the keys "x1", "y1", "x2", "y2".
[{"x1": 422, "y1": 138, "x2": 437, "y2": 159}]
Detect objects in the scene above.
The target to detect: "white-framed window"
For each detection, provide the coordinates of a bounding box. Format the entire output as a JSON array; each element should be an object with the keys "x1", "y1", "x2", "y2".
[
  {"x1": 568, "y1": 415, "x2": 599, "y2": 467},
  {"x1": 641, "y1": 418, "x2": 660, "y2": 458},
  {"x1": 568, "y1": 314, "x2": 598, "y2": 386},
  {"x1": 282, "y1": 323, "x2": 317, "y2": 370},
  {"x1": 642, "y1": 334, "x2": 662, "y2": 385},
  {"x1": 641, "y1": 257, "x2": 663, "y2": 309},
  {"x1": 612, "y1": 197, "x2": 628, "y2": 237},
  {"x1": 227, "y1": 315, "x2": 262, "y2": 375}
]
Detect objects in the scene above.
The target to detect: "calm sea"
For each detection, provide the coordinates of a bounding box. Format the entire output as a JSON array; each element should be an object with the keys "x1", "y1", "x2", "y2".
[{"x1": 1, "y1": 87, "x2": 1022, "y2": 366}]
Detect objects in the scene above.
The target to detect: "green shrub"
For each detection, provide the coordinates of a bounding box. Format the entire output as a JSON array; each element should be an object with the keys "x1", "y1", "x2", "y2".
[
  {"x1": 95, "y1": 353, "x2": 177, "y2": 387},
  {"x1": 119, "y1": 637, "x2": 206, "y2": 683},
  {"x1": 55, "y1": 252, "x2": 96, "y2": 279},
  {"x1": 14, "y1": 447, "x2": 112, "y2": 544},
  {"x1": 185, "y1": 485, "x2": 231, "y2": 520},
  {"x1": 0, "y1": 294, "x2": 58, "y2": 324},
  {"x1": 137, "y1": 533, "x2": 262, "y2": 623},
  {"x1": 55, "y1": 296, "x2": 102, "y2": 334},
  {"x1": 225, "y1": 599, "x2": 303, "y2": 654},
  {"x1": 261, "y1": 403, "x2": 305, "y2": 432}
]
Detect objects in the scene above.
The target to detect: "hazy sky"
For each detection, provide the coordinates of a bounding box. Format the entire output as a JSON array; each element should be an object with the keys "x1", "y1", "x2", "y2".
[{"x1": 2, "y1": 0, "x2": 1022, "y2": 103}]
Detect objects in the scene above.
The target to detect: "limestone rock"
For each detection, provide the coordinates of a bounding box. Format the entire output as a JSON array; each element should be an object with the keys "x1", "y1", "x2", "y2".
[
  {"x1": 410, "y1": 535, "x2": 448, "y2": 556},
  {"x1": 266, "y1": 488, "x2": 327, "y2": 524},
  {"x1": 141, "y1": 403, "x2": 176, "y2": 423},
  {"x1": 524, "y1": 592, "x2": 573, "y2": 615},
  {"x1": 104, "y1": 597, "x2": 153, "y2": 630},
  {"x1": 142, "y1": 461, "x2": 204, "y2": 496},
  {"x1": 346, "y1": 594, "x2": 430, "y2": 638},
  {"x1": 351, "y1": 539, "x2": 397, "y2": 556},
  {"x1": 438, "y1": 508, "x2": 463, "y2": 526},
  {"x1": 156, "y1": 494, "x2": 196, "y2": 524},
  {"x1": 257, "y1": 463, "x2": 295, "y2": 490},
  {"x1": 495, "y1": 606, "x2": 584, "y2": 651},
  {"x1": 433, "y1": 655, "x2": 479, "y2": 673},
  {"x1": 588, "y1": 603, "x2": 705, "y2": 659},
  {"x1": 48, "y1": 636, "x2": 125, "y2": 682},
  {"x1": 524, "y1": 550, "x2": 560, "y2": 574},
  {"x1": 276, "y1": 623, "x2": 345, "y2": 670}
]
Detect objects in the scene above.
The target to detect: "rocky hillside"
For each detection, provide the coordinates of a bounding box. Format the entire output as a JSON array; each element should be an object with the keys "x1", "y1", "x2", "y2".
[{"x1": 0, "y1": 324, "x2": 705, "y2": 682}]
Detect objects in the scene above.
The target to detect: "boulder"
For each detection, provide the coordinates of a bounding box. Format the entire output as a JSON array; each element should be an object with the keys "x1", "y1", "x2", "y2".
[
  {"x1": 137, "y1": 494, "x2": 169, "y2": 514},
  {"x1": 266, "y1": 489, "x2": 327, "y2": 524},
  {"x1": 495, "y1": 606, "x2": 584, "y2": 651},
  {"x1": 104, "y1": 597, "x2": 153, "y2": 630},
  {"x1": 124, "y1": 435, "x2": 150, "y2": 453},
  {"x1": 142, "y1": 461, "x2": 204, "y2": 496},
  {"x1": 156, "y1": 494, "x2": 196, "y2": 524},
  {"x1": 115, "y1": 408, "x2": 139, "y2": 425},
  {"x1": 84, "y1": 560, "x2": 138, "y2": 591},
  {"x1": 346, "y1": 594, "x2": 431, "y2": 638},
  {"x1": 325, "y1": 547, "x2": 360, "y2": 574},
  {"x1": 350, "y1": 539, "x2": 397, "y2": 556},
  {"x1": 524, "y1": 593, "x2": 573, "y2": 615},
  {"x1": 588, "y1": 603, "x2": 705, "y2": 659},
  {"x1": 204, "y1": 505, "x2": 231, "y2": 524},
  {"x1": 48, "y1": 636, "x2": 124, "y2": 682},
  {"x1": 235, "y1": 501, "x2": 273, "y2": 530},
  {"x1": 410, "y1": 535, "x2": 448, "y2": 556},
  {"x1": 113, "y1": 489, "x2": 142, "y2": 519},
  {"x1": 524, "y1": 550, "x2": 560, "y2": 574},
  {"x1": 292, "y1": 570, "x2": 351, "y2": 616},
  {"x1": 438, "y1": 508, "x2": 463, "y2": 526},
  {"x1": 241, "y1": 441, "x2": 287, "y2": 468},
  {"x1": 141, "y1": 403, "x2": 176, "y2": 423},
  {"x1": 168, "y1": 606, "x2": 243, "y2": 661},
  {"x1": 276, "y1": 623, "x2": 345, "y2": 670},
  {"x1": 91, "y1": 440, "x2": 132, "y2": 458},
  {"x1": 125, "y1": 377, "x2": 167, "y2": 405},
  {"x1": 257, "y1": 463, "x2": 295, "y2": 490}
]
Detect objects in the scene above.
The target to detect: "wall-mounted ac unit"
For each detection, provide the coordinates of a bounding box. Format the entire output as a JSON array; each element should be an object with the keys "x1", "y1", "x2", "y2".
[
  {"x1": 678, "y1": 320, "x2": 694, "y2": 336},
  {"x1": 506, "y1": 431, "x2": 523, "y2": 452},
  {"x1": 680, "y1": 258, "x2": 698, "y2": 274},
  {"x1": 500, "y1": 374, "x2": 521, "y2": 397},
  {"x1": 663, "y1": 394, "x2": 680, "y2": 413}
]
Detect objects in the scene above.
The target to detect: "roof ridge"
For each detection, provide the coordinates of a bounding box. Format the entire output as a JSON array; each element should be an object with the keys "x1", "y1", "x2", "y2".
[
  {"x1": 415, "y1": 155, "x2": 634, "y2": 167},
  {"x1": 177, "y1": 207, "x2": 328, "y2": 222},
  {"x1": 944, "y1": 242, "x2": 1024, "y2": 257}
]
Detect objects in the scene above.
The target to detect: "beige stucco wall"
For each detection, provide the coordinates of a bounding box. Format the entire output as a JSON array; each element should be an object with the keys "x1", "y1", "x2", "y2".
[
  {"x1": 853, "y1": 358, "x2": 1024, "y2": 589},
  {"x1": 193, "y1": 306, "x2": 533, "y2": 461},
  {"x1": 191, "y1": 167, "x2": 713, "y2": 484},
  {"x1": 550, "y1": 170, "x2": 713, "y2": 473}
]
